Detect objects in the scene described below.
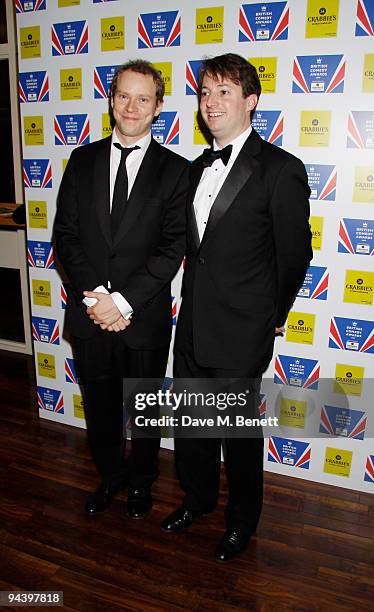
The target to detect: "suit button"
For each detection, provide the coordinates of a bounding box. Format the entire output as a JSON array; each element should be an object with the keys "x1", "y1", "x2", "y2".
[
  {"x1": 198, "y1": 257, "x2": 205, "y2": 265},
  {"x1": 110, "y1": 253, "x2": 116, "y2": 260}
]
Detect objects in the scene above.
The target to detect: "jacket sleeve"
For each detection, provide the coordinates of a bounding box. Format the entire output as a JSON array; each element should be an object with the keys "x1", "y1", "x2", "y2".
[
  {"x1": 118, "y1": 161, "x2": 189, "y2": 313},
  {"x1": 270, "y1": 157, "x2": 313, "y2": 327},
  {"x1": 53, "y1": 149, "x2": 101, "y2": 302}
]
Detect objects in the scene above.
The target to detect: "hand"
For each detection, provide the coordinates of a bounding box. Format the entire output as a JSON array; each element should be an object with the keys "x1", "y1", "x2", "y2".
[
  {"x1": 105, "y1": 317, "x2": 131, "y2": 332},
  {"x1": 275, "y1": 326, "x2": 285, "y2": 335},
  {"x1": 84, "y1": 291, "x2": 123, "y2": 326}
]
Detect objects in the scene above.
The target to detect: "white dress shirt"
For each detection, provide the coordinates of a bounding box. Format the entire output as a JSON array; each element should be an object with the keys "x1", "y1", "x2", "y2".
[
  {"x1": 194, "y1": 125, "x2": 252, "y2": 241},
  {"x1": 83, "y1": 130, "x2": 152, "y2": 318}
]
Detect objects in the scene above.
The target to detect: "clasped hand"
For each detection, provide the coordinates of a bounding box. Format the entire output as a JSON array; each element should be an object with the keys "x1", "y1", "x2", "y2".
[{"x1": 83, "y1": 291, "x2": 131, "y2": 332}]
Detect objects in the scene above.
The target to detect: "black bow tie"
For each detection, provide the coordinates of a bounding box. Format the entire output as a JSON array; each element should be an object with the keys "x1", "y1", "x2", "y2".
[{"x1": 201, "y1": 145, "x2": 232, "y2": 168}]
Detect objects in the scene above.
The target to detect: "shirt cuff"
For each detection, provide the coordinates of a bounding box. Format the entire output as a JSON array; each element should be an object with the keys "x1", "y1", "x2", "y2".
[
  {"x1": 82, "y1": 285, "x2": 109, "y2": 307},
  {"x1": 111, "y1": 292, "x2": 133, "y2": 319}
]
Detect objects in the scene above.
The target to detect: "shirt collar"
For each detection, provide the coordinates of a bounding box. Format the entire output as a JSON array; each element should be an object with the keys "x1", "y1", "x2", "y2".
[
  {"x1": 111, "y1": 128, "x2": 151, "y2": 151},
  {"x1": 213, "y1": 124, "x2": 252, "y2": 154}
]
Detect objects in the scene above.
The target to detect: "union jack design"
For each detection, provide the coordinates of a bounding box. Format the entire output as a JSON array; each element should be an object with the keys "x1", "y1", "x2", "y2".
[
  {"x1": 19, "y1": 72, "x2": 49, "y2": 103},
  {"x1": 320, "y1": 405, "x2": 367, "y2": 440},
  {"x1": 65, "y1": 358, "x2": 79, "y2": 384},
  {"x1": 274, "y1": 355, "x2": 320, "y2": 389},
  {"x1": 347, "y1": 112, "x2": 366, "y2": 148},
  {"x1": 94, "y1": 65, "x2": 119, "y2": 99},
  {"x1": 27, "y1": 242, "x2": 55, "y2": 269},
  {"x1": 32, "y1": 318, "x2": 60, "y2": 345},
  {"x1": 186, "y1": 60, "x2": 202, "y2": 95},
  {"x1": 54, "y1": 115, "x2": 90, "y2": 146},
  {"x1": 268, "y1": 437, "x2": 311, "y2": 469},
  {"x1": 23, "y1": 160, "x2": 52, "y2": 189},
  {"x1": 171, "y1": 295, "x2": 177, "y2": 325},
  {"x1": 61, "y1": 284, "x2": 67, "y2": 309},
  {"x1": 15, "y1": 0, "x2": 45, "y2": 12},
  {"x1": 292, "y1": 55, "x2": 345, "y2": 94},
  {"x1": 138, "y1": 11, "x2": 180, "y2": 48},
  {"x1": 364, "y1": 455, "x2": 374, "y2": 483},
  {"x1": 239, "y1": 2, "x2": 289, "y2": 42},
  {"x1": 356, "y1": 0, "x2": 374, "y2": 36},
  {"x1": 37, "y1": 387, "x2": 64, "y2": 413},
  {"x1": 329, "y1": 317, "x2": 374, "y2": 354},
  {"x1": 52, "y1": 21, "x2": 88, "y2": 56}
]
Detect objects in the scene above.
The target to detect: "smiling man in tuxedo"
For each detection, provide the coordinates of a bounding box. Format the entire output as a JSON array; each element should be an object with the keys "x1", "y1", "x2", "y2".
[
  {"x1": 54, "y1": 60, "x2": 188, "y2": 520},
  {"x1": 161, "y1": 54, "x2": 312, "y2": 562}
]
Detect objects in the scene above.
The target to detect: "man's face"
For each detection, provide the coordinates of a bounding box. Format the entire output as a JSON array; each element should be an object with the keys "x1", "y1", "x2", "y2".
[
  {"x1": 200, "y1": 73, "x2": 257, "y2": 147},
  {"x1": 111, "y1": 69, "x2": 163, "y2": 145}
]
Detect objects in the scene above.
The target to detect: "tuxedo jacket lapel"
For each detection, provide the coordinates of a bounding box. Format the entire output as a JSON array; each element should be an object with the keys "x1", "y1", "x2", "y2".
[
  {"x1": 112, "y1": 138, "x2": 161, "y2": 246},
  {"x1": 200, "y1": 130, "x2": 262, "y2": 248},
  {"x1": 188, "y1": 160, "x2": 204, "y2": 249},
  {"x1": 93, "y1": 137, "x2": 112, "y2": 247}
]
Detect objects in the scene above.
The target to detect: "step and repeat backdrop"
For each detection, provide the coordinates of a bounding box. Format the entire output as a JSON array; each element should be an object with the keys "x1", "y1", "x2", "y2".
[{"x1": 16, "y1": 0, "x2": 374, "y2": 492}]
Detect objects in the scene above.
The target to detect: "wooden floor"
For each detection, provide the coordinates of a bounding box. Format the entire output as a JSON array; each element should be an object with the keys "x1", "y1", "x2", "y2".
[{"x1": 0, "y1": 350, "x2": 373, "y2": 612}]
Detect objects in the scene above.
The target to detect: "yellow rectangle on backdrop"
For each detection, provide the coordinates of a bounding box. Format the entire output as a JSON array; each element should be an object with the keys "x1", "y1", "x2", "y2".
[
  {"x1": 58, "y1": 0, "x2": 80, "y2": 6},
  {"x1": 279, "y1": 399, "x2": 307, "y2": 429},
  {"x1": 363, "y1": 54, "x2": 374, "y2": 93},
  {"x1": 353, "y1": 167, "x2": 374, "y2": 203},
  {"x1": 152, "y1": 62, "x2": 172, "y2": 96},
  {"x1": 193, "y1": 111, "x2": 210, "y2": 145},
  {"x1": 60, "y1": 68, "x2": 82, "y2": 100},
  {"x1": 102, "y1": 113, "x2": 113, "y2": 139},
  {"x1": 249, "y1": 57, "x2": 277, "y2": 93},
  {"x1": 286, "y1": 312, "x2": 316, "y2": 345},
  {"x1": 299, "y1": 111, "x2": 331, "y2": 147},
  {"x1": 101, "y1": 16, "x2": 125, "y2": 52},
  {"x1": 309, "y1": 216, "x2": 323, "y2": 250},
  {"x1": 344, "y1": 270, "x2": 374, "y2": 305},
  {"x1": 32, "y1": 279, "x2": 51, "y2": 307},
  {"x1": 24, "y1": 116, "x2": 44, "y2": 146},
  {"x1": 73, "y1": 394, "x2": 85, "y2": 419},
  {"x1": 324, "y1": 447, "x2": 352, "y2": 478},
  {"x1": 28, "y1": 201, "x2": 47, "y2": 229},
  {"x1": 20, "y1": 26, "x2": 41, "y2": 59},
  {"x1": 334, "y1": 364, "x2": 364, "y2": 397},
  {"x1": 305, "y1": 0, "x2": 339, "y2": 38},
  {"x1": 196, "y1": 7, "x2": 224, "y2": 44},
  {"x1": 37, "y1": 353, "x2": 56, "y2": 379}
]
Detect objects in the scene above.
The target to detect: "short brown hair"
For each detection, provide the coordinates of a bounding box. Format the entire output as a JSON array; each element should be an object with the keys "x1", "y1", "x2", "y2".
[
  {"x1": 108, "y1": 60, "x2": 164, "y2": 127},
  {"x1": 199, "y1": 53, "x2": 261, "y2": 119}
]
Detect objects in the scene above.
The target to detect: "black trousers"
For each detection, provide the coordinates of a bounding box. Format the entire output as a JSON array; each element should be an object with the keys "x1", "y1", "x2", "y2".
[
  {"x1": 173, "y1": 332, "x2": 266, "y2": 535},
  {"x1": 74, "y1": 331, "x2": 169, "y2": 490}
]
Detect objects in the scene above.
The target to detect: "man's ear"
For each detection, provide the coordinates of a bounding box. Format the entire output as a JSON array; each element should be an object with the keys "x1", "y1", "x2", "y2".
[
  {"x1": 246, "y1": 94, "x2": 258, "y2": 112},
  {"x1": 154, "y1": 99, "x2": 164, "y2": 118}
]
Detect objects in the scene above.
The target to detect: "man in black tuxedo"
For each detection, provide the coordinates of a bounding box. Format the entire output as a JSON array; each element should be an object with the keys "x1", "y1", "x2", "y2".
[
  {"x1": 54, "y1": 60, "x2": 188, "y2": 519},
  {"x1": 161, "y1": 54, "x2": 312, "y2": 561}
]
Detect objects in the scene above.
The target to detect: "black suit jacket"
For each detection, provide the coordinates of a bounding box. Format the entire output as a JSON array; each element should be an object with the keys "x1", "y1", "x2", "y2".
[
  {"x1": 54, "y1": 136, "x2": 189, "y2": 349},
  {"x1": 175, "y1": 129, "x2": 313, "y2": 371}
]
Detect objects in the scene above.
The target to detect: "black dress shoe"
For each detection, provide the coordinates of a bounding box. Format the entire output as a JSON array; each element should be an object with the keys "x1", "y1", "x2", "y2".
[
  {"x1": 161, "y1": 507, "x2": 201, "y2": 532},
  {"x1": 84, "y1": 484, "x2": 120, "y2": 515},
  {"x1": 126, "y1": 488, "x2": 152, "y2": 519},
  {"x1": 214, "y1": 529, "x2": 250, "y2": 562}
]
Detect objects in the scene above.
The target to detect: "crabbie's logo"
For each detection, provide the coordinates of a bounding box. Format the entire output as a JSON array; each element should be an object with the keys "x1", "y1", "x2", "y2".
[
  {"x1": 279, "y1": 399, "x2": 307, "y2": 429},
  {"x1": 353, "y1": 167, "x2": 374, "y2": 203},
  {"x1": 334, "y1": 364, "x2": 364, "y2": 397},
  {"x1": 153, "y1": 62, "x2": 172, "y2": 96},
  {"x1": 286, "y1": 312, "x2": 316, "y2": 345},
  {"x1": 20, "y1": 27, "x2": 41, "y2": 59},
  {"x1": 28, "y1": 201, "x2": 47, "y2": 229},
  {"x1": 23, "y1": 116, "x2": 44, "y2": 146},
  {"x1": 239, "y1": 2, "x2": 289, "y2": 42},
  {"x1": 299, "y1": 111, "x2": 331, "y2": 147},
  {"x1": 343, "y1": 270, "x2": 374, "y2": 305},
  {"x1": 249, "y1": 57, "x2": 277, "y2": 93},
  {"x1": 305, "y1": 0, "x2": 339, "y2": 38},
  {"x1": 195, "y1": 7, "x2": 224, "y2": 44},
  {"x1": 101, "y1": 17, "x2": 125, "y2": 52},
  {"x1": 37, "y1": 353, "x2": 56, "y2": 379},
  {"x1": 324, "y1": 447, "x2": 353, "y2": 478},
  {"x1": 138, "y1": 11, "x2": 181, "y2": 49},
  {"x1": 60, "y1": 69, "x2": 82, "y2": 101},
  {"x1": 32, "y1": 280, "x2": 51, "y2": 307}
]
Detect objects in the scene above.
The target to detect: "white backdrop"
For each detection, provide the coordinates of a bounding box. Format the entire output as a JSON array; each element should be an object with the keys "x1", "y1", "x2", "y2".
[{"x1": 16, "y1": 0, "x2": 374, "y2": 492}]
